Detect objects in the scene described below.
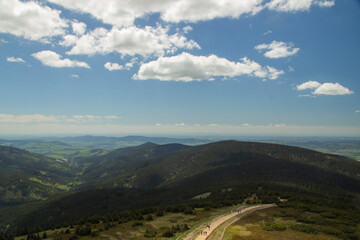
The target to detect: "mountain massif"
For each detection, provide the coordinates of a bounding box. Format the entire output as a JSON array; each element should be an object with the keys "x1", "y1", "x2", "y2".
[{"x1": 0, "y1": 140, "x2": 359, "y2": 232}]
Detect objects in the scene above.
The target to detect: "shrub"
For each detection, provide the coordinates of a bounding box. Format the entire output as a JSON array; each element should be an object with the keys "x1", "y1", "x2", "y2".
[
  {"x1": 144, "y1": 230, "x2": 157, "y2": 238},
  {"x1": 263, "y1": 222, "x2": 286, "y2": 231},
  {"x1": 131, "y1": 222, "x2": 143, "y2": 227},
  {"x1": 290, "y1": 224, "x2": 319, "y2": 234},
  {"x1": 162, "y1": 229, "x2": 174, "y2": 238}
]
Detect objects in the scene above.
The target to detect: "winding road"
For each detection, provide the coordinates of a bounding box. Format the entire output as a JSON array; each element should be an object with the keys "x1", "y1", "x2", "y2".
[{"x1": 182, "y1": 204, "x2": 275, "y2": 240}]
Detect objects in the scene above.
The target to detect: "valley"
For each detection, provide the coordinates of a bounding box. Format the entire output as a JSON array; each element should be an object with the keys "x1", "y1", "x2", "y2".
[{"x1": 0, "y1": 136, "x2": 359, "y2": 239}]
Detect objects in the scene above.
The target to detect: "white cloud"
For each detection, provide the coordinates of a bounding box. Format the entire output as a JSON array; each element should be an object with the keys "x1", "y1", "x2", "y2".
[
  {"x1": 47, "y1": 0, "x2": 177, "y2": 26},
  {"x1": 0, "y1": 114, "x2": 120, "y2": 124},
  {"x1": 315, "y1": 0, "x2": 335, "y2": 8},
  {"x1": 0, "y1": 114, "x2": 58, "y2": 123},
  {"x1": 48, "y1": 0, "x2": 264, "y2": 26},
  {"x1": 32, "y1": 50, "x2": 90, "y2": 69},
  {"x1": 104, "y1": 116, "x2": 118, "y2": 119},
  {"x1": 133, "y1": 52, "x2": 284, "y2": 82},
  {"x1": 7, "y1": 57, "x2": 25, "y2": 63},
  {"x1": 297, "y1": 81, "x2": 354, "y2": 96},
  {"x1": 104, "y1": 62, "x2": 124, "y2": 71},
  {"x1": 355, "y1": 110, "x2": 360, "y2": 113},
  {"x1": 183, "y1": 26, "x2": 193, "y2": 34},
  {"x1": 104, "y1": 58, "x2": 137, "y2": 71},
  {"x1": 255, "y1": 41, "x2": 300, "y2": 58},
  {"x1": 64, "y1": 26, "x2": 199, "y2": 57},
  {"x1": 161, "y1": 0, "x2": 264, "y2": 23},
  {"x1": 71, "y1": 74, "x2": 79, "y2": 78},
  {"x1": 266, "y1": 0, "x2": 335, "y2": 12},
  {"x1": 296, "y1": 80, "x2": 321, "y2": 90},
  {"x1": 0, "y1": 0, "x2": 67, "y2": 41},
  {"x1": 267, "y1": 0, "x2": 313, "y2": 12},
  {"x1": 263, "y1": 30, "x2": 272, "y2": 35},
  {"x1": 59, "y1": 35, "x2": 79, "y2": 47},
  {"x1": 313, "y1": 83, "x2": 354, "y2": 95},
  {"x1": 47, "y1": 0, "x2": 334, "y2": 29},
  {"x1": 0, "y1": 38, "x2": 8, "y2": 44},
  {"x1": 72, "y1": 21, "x2": 86, "y2": 35}
]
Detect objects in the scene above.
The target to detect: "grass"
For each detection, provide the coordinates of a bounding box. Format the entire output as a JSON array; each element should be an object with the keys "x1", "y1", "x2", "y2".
[
  {"x1": 220, "y1": 207, "x2": 343, "y2": 240},
  {"x1": 12, "y1": 204, "x2": 246, "y2": 240}
]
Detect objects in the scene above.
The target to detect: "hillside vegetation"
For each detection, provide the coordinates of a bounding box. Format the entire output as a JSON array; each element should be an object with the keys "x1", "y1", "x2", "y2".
[{"x1": 0, "y1": 140, "x2": 359, "y2": 239}]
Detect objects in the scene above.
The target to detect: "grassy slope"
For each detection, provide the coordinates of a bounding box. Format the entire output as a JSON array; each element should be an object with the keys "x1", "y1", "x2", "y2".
[{"x1": 219, "y1": 207, "x2": 355, "y2": 240}]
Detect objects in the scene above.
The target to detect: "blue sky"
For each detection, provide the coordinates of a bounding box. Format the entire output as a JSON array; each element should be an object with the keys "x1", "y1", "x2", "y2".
[{"x1": 0, "y1": 0, "x2": 359, "y2": 136}]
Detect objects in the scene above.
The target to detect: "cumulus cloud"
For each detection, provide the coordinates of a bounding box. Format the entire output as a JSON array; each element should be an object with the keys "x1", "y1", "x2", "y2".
[
  {"x1": 104, "y1": 58, "x2": 137, "y2": 71},
  {"x1": 296, "y1": 80, "x2": 321, "y2": 90},
  {"x1": 0, "y1": 0, "x2": 67, "y2": 41},
  {"x1": 48, "y1": 0, "x2": 334, "y2": 27},
  {"x1": 183, "y1": 26, "x2": 193, "y2": 34},
  {"x1": 313, "y1": 83, "x2": 354, "y2": 95},
  {"x1": 59, "y1": 35, "x2": 79, "y2": 47},
  {"x1": 160, "y1": 0, "x2": 264, "y2": 23},
  {"x1": 104, "y1": 62, "x2": 124, "y2": 71},
  {"x1": 315, "y1": 0, "x2": 335, "y2": 7},
  {"x1": 63, "y1": 26, "x2": 199, "y2": 57},
  {"x1": 297, "y1": 81, "x2": 354, "y2": 96},
  {"x1": 133, "y1": 52, "x2": 284, "y2": 82},
  {"x1": 255, "y1": 41, "x2": 300, "y2": 58},
  {"x1": 48, "y1": 0, "x2": 264, "y2": 26},
  {"x1": 72, "y1": 21, "x2": 86, "y2": 35},
  {"x1": 32, "y1": 50, "x2": 90, "y2": 69},
  {"x1": 7, "y1": 57, "x2": 25, "y2": 63},
  {"x1": 266, "y1": 0, "x2": 335, "y2": 12},
  {"x1": 48, "y1": 0, "x2": 173, "y2": 26},
  {"x1": 267, "y1": 0, "x2": 313, "y2": 12}
]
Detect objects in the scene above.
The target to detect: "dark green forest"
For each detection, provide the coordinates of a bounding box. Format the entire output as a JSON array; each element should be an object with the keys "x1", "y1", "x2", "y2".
[{"x1": 0, "y1": 138, "x2": 359, "y2": 239}]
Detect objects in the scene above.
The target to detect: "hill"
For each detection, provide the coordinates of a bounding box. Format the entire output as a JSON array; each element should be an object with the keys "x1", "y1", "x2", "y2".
[
  {"x1": 0, "y1": 146, "x2": 75, "y2": 205},
  {"x1": 11, "y1": 140, "x2": 360, "y2": 230},
  {"x1": 79, "y1": 142, "x2": 190, "y2": 186},
  {"x1": 80, "y1": 141, "x2": 360, "y2": 190}
]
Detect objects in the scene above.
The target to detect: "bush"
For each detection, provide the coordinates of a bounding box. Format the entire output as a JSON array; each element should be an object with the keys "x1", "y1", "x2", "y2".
[
  {"x1": 156, "y1": 210, "x2": 164, "y2": 217},
  {"x1": 290, "y1": 224, "x2": 319, "y2": 234},
  {"x1": 91, "y1": 230, "x2": 99, "y2": 237},
  {"x1": 162, "y1": 229, "x2": 174, "y2": 238},
  {"x1": 263, "y1": 222, "x2": 286, "y2": 231},
  {"x1": 75, "y1": 224, "x2": 92, "y2": 236},
  {"x1": 131, "y1": 222, "x2": 143, "y2": 227},
  {"x1": 69, "y1": 236, "x2": 78, "y2": 240},
  {"x1": 144, "y1": 230, "x2": 157, "y2": 238},
  {"x1": 183, "y1": 207, "x2": 194, "y2": 215},
  {"x1": 183, "y1": 224, "x2": 190, "y2": 230}
]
